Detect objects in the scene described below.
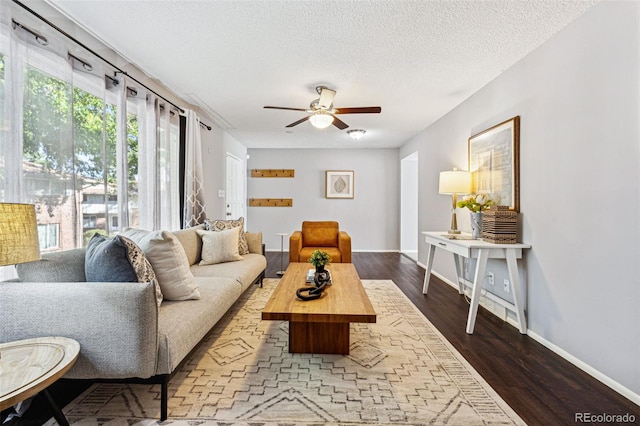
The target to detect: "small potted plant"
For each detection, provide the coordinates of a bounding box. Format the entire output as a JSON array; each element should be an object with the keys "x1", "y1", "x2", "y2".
[{"x1": 308, "y1": 249, "x2": 331, "y2": 273}]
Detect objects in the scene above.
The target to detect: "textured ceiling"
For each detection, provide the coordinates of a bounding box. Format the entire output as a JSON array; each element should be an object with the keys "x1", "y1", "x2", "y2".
[{"x1": 46, "y1": 0, "x2": 597, "y2": 149}]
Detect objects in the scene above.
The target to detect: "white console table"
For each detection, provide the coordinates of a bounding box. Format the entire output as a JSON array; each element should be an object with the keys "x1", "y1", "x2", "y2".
[{"x1": 421, "y1": 231, "x2": 531, "y2": 335}]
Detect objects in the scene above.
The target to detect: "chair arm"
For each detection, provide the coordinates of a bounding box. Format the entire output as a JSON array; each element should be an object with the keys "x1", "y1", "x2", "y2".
[
  {"x1": 339, "y1": 231, "x2": 352, "y2": 263},
  {"x1": 289, "y1": 231, "x2": 302, "y2": 262},
  {"x1": 0, "y1": 281, "x2": 159, "y2": 379}
]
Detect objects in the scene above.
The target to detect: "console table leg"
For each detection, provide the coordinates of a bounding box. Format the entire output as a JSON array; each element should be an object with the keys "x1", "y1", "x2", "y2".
[
  {"x1": 466, "y1": 249, "x2": 489, "y2": 334},
  {"x1": 453, "y1": 253, "x2": 464, "y2": 294},
  {"x1": 422, "y1": 244, "x2": 436, "y2": 294},
  {"x1": 506, "y1": 250, "x2": 527, "y2": 334},
  {"x1": 42, "y1": 389, "x2": 69, "y2": 426}
]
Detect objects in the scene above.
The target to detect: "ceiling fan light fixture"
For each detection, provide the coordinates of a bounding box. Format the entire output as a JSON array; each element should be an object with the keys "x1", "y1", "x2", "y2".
[
  {"x1": 309, "y1": 112, "x2": 334, "y2": 129},
  {"x1": 347, "y1": 129, "x2": 366, "y2": 140}
]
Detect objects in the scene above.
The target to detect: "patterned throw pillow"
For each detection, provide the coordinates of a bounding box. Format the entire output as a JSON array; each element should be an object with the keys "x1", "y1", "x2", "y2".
[
  {"x1": 119, "y1": 236, "x2": 164, "y2": 307},
  {"x1": 204, "y1": 217, "x2": 250, "y2": 255}
]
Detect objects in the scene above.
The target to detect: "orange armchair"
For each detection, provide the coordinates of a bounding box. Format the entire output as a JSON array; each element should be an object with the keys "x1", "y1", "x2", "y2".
[{"x1": 289, "y1": 221, "x2": 352, "y2": 263}]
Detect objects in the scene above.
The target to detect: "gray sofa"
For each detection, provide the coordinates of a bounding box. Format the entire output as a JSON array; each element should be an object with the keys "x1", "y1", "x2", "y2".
[{"x1": 0, "y1": 225, "x2": 266, "y2": 420}]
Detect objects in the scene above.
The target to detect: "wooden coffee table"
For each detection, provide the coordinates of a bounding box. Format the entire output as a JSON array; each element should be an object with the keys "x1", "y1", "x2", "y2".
[{"x1": 262, "y1": 262, "x2": 376, "y2": 355}]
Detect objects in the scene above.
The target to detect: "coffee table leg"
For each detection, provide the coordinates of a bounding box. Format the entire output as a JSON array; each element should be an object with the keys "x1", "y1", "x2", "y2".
[
  {"x1": 42, "y1": 389, "x2": 69, "y2": 426},
  {"x1": 289, "y1": 322, "x2": 350, "y2": 354}
]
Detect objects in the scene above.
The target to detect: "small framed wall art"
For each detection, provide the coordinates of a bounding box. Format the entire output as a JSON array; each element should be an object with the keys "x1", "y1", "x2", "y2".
[
  {"x1": 468, "y1": 116, "x2": 520, "y2": 212},
  {"x1": 325, "y1": 170, "x2": 354, "y2": 199}
]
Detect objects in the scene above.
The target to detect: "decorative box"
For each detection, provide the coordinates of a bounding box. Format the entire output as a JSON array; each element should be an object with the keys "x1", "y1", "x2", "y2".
[{"x1": 482, "y1": 206, "x2": 518, "y2": 244}]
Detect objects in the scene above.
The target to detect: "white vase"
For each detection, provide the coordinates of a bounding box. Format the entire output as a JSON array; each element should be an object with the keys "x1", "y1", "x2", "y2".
[{"x1": 470, "y1": 212, "x2": 483, "y2": 239}]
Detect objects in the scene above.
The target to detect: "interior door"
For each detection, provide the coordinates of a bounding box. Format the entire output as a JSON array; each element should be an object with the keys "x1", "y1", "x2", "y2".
[{"x1": 225, "y1": 153, "x2": 245, "y2": 221}]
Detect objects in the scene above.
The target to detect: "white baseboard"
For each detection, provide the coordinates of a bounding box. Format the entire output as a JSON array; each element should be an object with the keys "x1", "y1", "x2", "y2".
[
  {"x1": 526, "y1": 330, "x2": 640, "y2": 406},
  {"x1": 418, "y1": 262, "x2": 640, "y2": 406}
]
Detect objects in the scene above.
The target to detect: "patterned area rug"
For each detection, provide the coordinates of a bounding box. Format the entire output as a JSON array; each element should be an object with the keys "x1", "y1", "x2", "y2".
[{"x1": 51, "y1": 279, "x2": 525, "y2": 425}]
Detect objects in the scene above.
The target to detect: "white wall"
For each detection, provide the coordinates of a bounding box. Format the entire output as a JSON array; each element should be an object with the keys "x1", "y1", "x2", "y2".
[
  {"x1": 400, "y1": 152, "x2": 418, "y2": 254},
  {"x1": 199, "y1": 125, "x2": 247, "y2": 221},
  {"x1": 247, "y1": 148, "x2": 399, "y2": 251},
  {"x1": 200, "y1": 124, "x2": 226, "y2": 220},
  {"x1": 408, "y1": 1, "x2": 640, "y2": 400}
]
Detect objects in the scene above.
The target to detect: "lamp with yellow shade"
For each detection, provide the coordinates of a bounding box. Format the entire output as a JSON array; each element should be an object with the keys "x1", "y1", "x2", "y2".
[
  {"x1": 0, "y1": 203, "x2": 41, "y2": 267},
  {"x1": 439, "y1": 168, "x2": 471, "y2": 234}
]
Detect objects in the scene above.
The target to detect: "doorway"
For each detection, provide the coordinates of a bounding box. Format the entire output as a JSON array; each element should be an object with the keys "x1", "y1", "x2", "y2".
[
  {"x1": 225, "y1": 153, "x2": 245, "y2": 221},
  {"x1": 400, "y1": 152, "x2": 418, "y2": 261}
]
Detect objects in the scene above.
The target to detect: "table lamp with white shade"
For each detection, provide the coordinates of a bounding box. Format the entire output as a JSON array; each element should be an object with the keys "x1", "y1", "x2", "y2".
[
  {"x1": 439, "y1": 168, "x2": 471, "y2": 234},
  {"x1": 0, "y1": 203, "x2": 41, "y2": 267}
]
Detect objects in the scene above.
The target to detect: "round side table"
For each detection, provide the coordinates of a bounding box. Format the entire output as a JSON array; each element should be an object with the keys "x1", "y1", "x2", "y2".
[
  {"x1": 0, "y1": 336, "x2": 80, "y2": 426},
  {"x1": 276, "y1": 232, "x2": 288, "y2": 276}
]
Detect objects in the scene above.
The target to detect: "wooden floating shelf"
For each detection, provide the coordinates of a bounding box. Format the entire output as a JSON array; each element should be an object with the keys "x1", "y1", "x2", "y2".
[
  {"x1": 251, "y1": 169, "x2": 295, "y2": 178},
  {"x1": 249, "y1": 198, "x2": 293, "y2": 207}
]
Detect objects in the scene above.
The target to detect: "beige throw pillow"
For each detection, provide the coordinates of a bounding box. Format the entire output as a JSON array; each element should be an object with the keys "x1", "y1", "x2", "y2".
[
  {"x1": 122, "y1": 228, "x2": 200, "y2": 301},
  {"x1": 244, "y1": 231, "x2": 263, "y2": 254},
  {"x1": 197, "y1": 227, "x2": 244, "y2": 265},
  {"x1": 204, "y1": 217, "x2": 250, "y2": 255}
]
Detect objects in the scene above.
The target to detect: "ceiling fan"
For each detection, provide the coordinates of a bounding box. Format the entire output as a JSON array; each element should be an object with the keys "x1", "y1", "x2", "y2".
[{"x1": 264, "y1": 86, "x2": 381, "y2": 130}]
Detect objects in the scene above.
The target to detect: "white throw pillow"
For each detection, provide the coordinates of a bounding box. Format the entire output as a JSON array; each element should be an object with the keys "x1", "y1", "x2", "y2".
[
  {"x1": 197, "y1": 227, "x2": 244, "y2": 265},
  {"x1": 122, "y1": 228, "x2": 200, "y2": 301}
]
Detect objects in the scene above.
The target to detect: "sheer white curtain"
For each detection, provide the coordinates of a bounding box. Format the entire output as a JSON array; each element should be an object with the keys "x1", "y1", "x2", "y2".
[
  {"x1": 112, "y1": 74, "x2": 129, "y2": 230},
  {"x1": 0, "y1": 2, "x2": 182, "y2": 284},
  {"x1": 136, "y1": 93, "x2": 180, "y2": 231},
  {"x1": 136, "y1": 90, "x2": 157, "y2": 230},
  {"x1": 183, "y1": 109, "x2": 206, "y2": 227},
  {"x1": 0, "y1": 4, "x2": 75, "y2": 279}
]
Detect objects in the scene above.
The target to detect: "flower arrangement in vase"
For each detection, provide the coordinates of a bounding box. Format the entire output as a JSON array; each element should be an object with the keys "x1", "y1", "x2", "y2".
[
  {"x1": 457, "y1": 194, "x2": 493, "y2": 212},
  {"x1": 308, "y1": 249, "x2": 331, "y2": 272},
  {"x1": 457, "y1": 194, "x2": 493, "y2": 238}
]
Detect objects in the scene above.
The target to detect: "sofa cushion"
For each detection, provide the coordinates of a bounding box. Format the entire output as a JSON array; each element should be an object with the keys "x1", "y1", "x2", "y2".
[
  {"x1": 122, "y1": 228, "x2": 200, "y2": 301},
  {"x1": 85, "y1": 234, "x2": 138, "y2": 283},
  {"x1": 191, "y1": 253, "x2": 266, "y2": 293},
  {"x1": 17, "y1": 248, "x2": 87, "y2": 282},
  {"x1": 197, "y1": 227, "x2": 243, "y2": 265},
  {"x1": 155, "y1": 276, "x2": 241, "y2": 375},
  {"x1": 204, "y1": 217, "x2": 249, "y2": 255}
]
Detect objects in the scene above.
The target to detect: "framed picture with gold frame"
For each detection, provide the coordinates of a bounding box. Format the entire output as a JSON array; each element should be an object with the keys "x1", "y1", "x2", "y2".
[
  {"x1": 325, "y1": 170, "x2": 354, "y2": 199},
  {"x1": 468, "y1": 116, "x2": 520, "y2": 211}
]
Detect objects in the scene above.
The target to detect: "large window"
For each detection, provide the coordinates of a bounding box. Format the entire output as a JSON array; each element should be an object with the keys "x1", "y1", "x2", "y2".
[{"x1": 0, "y1": 8, "x2": 181, "y2": 262}]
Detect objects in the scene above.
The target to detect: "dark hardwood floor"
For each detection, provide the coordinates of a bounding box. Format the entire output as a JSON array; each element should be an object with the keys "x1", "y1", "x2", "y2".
[
  {"x1": 4, "y1": 252, "x2": 638, "y2": 425},
  {"x1": 268, "y1": 252, "x2": 640, "y2": 425}
]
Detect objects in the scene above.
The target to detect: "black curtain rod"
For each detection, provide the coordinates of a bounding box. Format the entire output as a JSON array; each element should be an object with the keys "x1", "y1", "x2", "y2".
[{"x1": 11, "y1": 0, "x2": 213, "y2": 131}]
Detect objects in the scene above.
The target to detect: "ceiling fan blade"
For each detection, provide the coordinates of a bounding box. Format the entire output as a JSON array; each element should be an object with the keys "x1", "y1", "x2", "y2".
[
  {"x1": 331, "y1": 115, "x2": 349, "y2": 130},
  {"x1": 334, "y1": 106, "x2": 382, "y2": 114},
  {"x1": 318, "y1": 87, "x2": 336, "y2": 109},
  {"x1": 264, "y1": 106, "x2": 307, "y2": 112},
  {"x1": 285, "y1": 116, "x2": 311, "y2": 128}
]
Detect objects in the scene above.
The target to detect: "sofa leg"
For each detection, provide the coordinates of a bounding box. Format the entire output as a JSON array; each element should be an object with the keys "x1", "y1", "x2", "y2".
[
  {"x1": 161, "y1": 379, "x2": 168, "y2": 421},
  {"x1": 255, "y1": 271, "x2": 265, "y2": 288}
]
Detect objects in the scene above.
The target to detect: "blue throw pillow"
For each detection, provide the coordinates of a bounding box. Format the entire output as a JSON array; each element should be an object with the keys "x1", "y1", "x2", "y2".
[{"x1": 85, "y1": 233, "x2": 138, "y2": 282}]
